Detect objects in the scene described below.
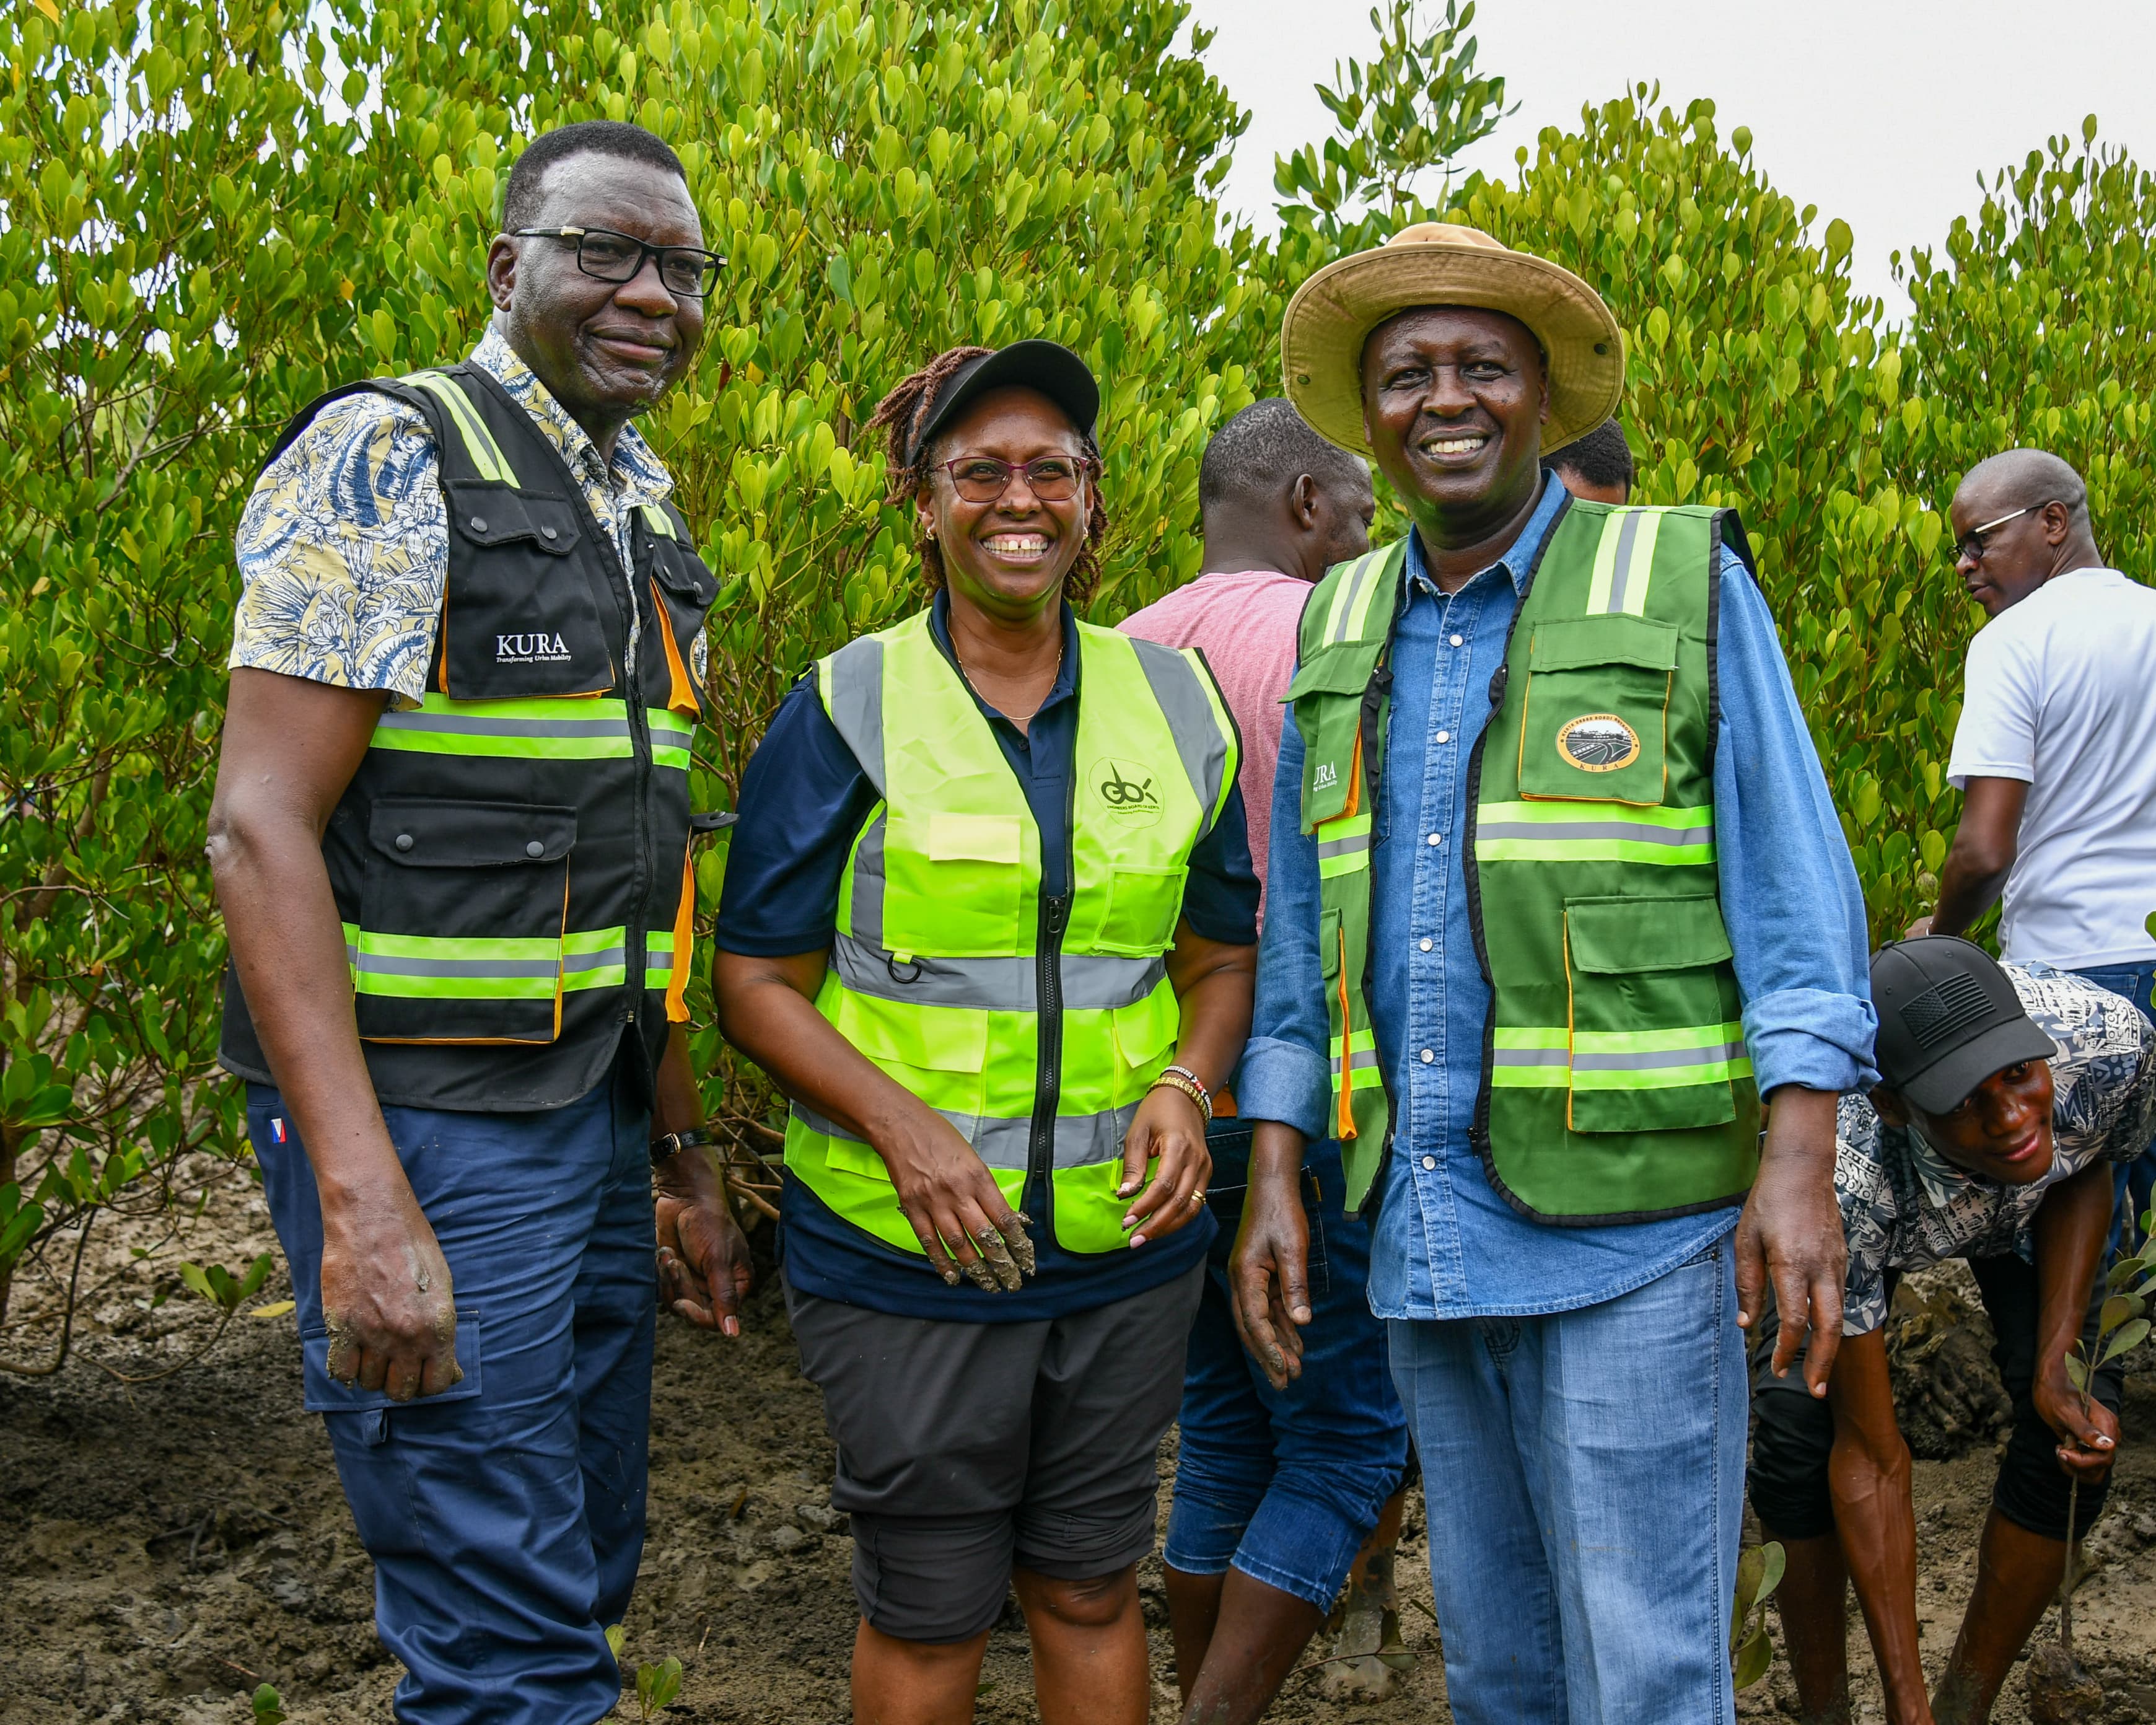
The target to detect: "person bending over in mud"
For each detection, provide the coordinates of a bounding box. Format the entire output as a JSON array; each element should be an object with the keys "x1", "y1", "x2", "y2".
[{"x1": 1750, "y1": 937, "x2": 2156, "y2": 1725}]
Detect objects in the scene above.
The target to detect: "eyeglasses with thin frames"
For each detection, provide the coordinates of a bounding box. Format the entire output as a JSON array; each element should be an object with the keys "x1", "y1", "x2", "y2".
[
  {"x1": 511, "y1": 226, "x2": 725, "y2": 299},
  {"x1": 939, "y1": 455, "x2": 1095, "y2": 504},
  {"x1": 1952, "y1": 503, "x2": 2053, "y2": 566}
]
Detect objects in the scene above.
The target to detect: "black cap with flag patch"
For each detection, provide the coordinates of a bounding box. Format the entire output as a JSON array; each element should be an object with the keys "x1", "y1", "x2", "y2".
[{"x1": 1869, "y1": 936, "x2": 2057, "y2": 1115}]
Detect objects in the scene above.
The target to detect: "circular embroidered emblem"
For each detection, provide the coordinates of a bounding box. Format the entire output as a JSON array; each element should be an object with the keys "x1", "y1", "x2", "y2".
[
  {"x1": 1556, "y1": 713, "x2": 1642, "y2": 772},
  {"x1": 1092, "y1": 757, "x2": 1164, "y2": 825}
]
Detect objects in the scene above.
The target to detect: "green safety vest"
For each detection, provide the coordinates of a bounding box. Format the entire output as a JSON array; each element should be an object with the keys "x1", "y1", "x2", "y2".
[
  {"x1": 219, "y1": 361, "x2": 719, "y2": 1111},
  {"x1": 1289, "y1": 498, "x2": 1760, "y2": 1223},
  {"x1": 786, "y1": 609, "x2": 1238, "y2": 1255}
]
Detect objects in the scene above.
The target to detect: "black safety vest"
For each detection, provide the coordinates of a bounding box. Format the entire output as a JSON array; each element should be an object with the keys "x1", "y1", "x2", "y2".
[{"x1": 219, "y1": 361, "x2": 719, "y2": 1111}]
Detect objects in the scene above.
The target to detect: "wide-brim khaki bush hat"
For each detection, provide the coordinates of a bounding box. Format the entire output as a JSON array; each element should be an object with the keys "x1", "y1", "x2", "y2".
[{"x1": 1282, "y1": 222, "x2": 1625, "y2": 458}]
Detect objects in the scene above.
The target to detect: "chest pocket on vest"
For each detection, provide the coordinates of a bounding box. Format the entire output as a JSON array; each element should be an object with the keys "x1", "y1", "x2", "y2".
[
  {"x1": 354, "y1": 799, "x2": 576, "y2": 1045},
  {"x1": 440, "y1": 482, "x2": 614, "y2": 698},
  {"x1": 1517, "y1": 615, "x2": 1676, "y2": 807},
  {"x1": 1563, "y1": 894, "x2": 1743, "y2": 1134},
  {"x1": 886, "y1": 812, "x2": 1025, "y2": 958}
]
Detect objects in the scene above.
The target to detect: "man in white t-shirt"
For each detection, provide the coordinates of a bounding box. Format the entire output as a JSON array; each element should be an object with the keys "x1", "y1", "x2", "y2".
[{"x1": 1916, "y1": 445, "x2": 2156, "y2": 1243}]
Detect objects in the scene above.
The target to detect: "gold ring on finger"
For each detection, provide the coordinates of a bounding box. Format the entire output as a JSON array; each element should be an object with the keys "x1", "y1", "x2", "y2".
[{"x1": 1188, "y1": 1190, "x2": 1207, "y2": 1206}]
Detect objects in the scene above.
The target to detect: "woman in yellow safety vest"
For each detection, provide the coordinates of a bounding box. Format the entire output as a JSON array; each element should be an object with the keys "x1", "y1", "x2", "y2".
[{"x1": 714, "y1": 340, "x2": 1259, "y2": 1723}]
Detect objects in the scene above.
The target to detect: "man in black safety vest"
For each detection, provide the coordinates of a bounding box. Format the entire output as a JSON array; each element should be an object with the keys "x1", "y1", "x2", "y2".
[{"x1": 208, "y1": 121, "x2": 746, "y2": 1724}]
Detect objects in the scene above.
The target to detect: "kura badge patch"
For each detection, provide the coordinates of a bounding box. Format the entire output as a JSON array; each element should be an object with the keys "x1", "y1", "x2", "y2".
[{"x1": 1555, "y1": 713, "x2": 1642, "y2": 773}]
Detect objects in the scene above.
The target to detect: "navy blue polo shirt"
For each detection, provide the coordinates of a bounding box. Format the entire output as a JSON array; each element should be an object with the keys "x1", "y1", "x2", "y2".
[{"x1": 716, "y1": 593, "x2": 1260, "y2": 1320}]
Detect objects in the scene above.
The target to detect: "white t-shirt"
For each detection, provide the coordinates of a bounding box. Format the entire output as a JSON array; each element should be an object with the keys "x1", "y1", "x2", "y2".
[{"x1": 1948, "y1": 566, "x2": 2156, "y2": 967}]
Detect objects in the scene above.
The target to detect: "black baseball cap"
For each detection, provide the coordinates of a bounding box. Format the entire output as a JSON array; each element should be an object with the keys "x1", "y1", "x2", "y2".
[
  {"x1": 907, "y1": 340, "x2": 1100, "y2": 465},
  {"x1": 1870, "y1": 936, "x2": 2056, "y2": 1114}
]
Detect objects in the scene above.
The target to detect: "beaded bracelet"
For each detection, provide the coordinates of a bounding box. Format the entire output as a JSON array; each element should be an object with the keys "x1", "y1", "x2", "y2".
[{"x1": 1150, "y1": 1064, "x2": 1212, "y2": 1123}]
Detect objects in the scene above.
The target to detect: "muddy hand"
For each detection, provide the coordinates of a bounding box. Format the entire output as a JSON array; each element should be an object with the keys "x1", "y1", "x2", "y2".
[{"x1": 319, "y1": 1188, "x2": 460, "y2": 1402}]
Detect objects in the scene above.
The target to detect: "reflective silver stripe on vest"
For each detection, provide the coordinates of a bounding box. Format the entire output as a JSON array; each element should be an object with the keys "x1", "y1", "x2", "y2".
[
  {"x1": 847, "y1": 811, "x2": 889, "y2": 950},
  {"x1": 1572, "y1": 1040, "x2": 1747, "y2": 1073},
  {"x1": 1330, "y1": 1045, "x2": 1383, "y2": 1075},
  {"x1": 793, "y1": 1102, "x2": 1134, "y2": 1173},
  {"x1": 1475, "y1": 818, "x2": 1714, "y2": 846},
  {"x1": 344, "y1": 946, "x2": 559, "y2": 980},
  {"x1": 1126, "y1": 636, "x2": 1231, "y2": 830},
  {"x1": 375, "y1": 711, "x2": 633, "y2": 741},
  {"x1": 1329, "y1": 549, "x2": 1383, "y2": 644},
  {"x1": 563, "y1": 943, "x2": 625, "y2": 977},
  {"x1": 821, "y1": 633, "x2": 888, "y2": 797},
  {"x1": 1315, "y1": 830, "x2": 1372, "y2": 862},
  {"x1": 1603, "y1": 509, "x2": 1647, "y2": 615},
  {"x1": 1492, "y1": 1046, "x2": 1571, "y2": 1069},
  {"x1": 833, "y1": 934, "x2": 1165, "y2": 1012}
]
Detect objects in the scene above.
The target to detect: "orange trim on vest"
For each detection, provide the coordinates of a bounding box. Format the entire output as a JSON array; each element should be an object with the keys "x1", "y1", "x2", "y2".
[
  {"x1": 665, "y1": 846, "x2": 695, "y2": 1023},
  {"x1": 650, "y1": 580, "x2": 702, "y2": 717}
]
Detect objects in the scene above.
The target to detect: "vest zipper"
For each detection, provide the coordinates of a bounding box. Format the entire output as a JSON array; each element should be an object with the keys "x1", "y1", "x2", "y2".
[
  {"x1": 622, "y1": 530, "x2": 652, "y2": 1026},
  {"x1": 1029, "y1": 889, "x2": 1071, "y2": 1202}
]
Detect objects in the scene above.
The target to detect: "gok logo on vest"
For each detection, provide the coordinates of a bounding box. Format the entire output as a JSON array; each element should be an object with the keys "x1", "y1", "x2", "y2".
[
  {"x1": 496, "y1": 630, "x2": 574, "y2": 665},
  {"x1": 1093, "y1": 758, "x2": 1163, "y2": 826}
]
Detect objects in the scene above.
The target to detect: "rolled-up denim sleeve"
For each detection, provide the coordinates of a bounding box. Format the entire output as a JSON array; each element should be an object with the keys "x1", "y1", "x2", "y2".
[
  {"x1": 1714, "y1": 551, "x2": 1880, "y2": 1094},
  {"x1": 1238, "y1": 692, "x2": 1332, "y2": 1136}
]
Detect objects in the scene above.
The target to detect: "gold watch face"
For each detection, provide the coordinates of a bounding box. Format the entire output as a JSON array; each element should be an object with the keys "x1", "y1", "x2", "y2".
[{"x1": 1555, "y1": 712, "x2": 1642, "y2": 773}]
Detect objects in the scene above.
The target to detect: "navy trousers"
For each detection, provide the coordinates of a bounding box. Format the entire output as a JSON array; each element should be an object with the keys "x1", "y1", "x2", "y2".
[{"x1": 249, "y1": 1068, "x2": 655, "y2": 1724}]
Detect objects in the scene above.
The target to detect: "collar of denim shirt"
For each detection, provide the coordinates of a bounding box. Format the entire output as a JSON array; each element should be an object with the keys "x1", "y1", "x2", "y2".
[{"x1": 1398, "y1": 467, "x2": 1569, "y2": 604}]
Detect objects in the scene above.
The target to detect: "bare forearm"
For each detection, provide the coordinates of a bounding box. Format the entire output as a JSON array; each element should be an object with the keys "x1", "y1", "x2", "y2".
[
  {"x1": 652, "y1": 1023, "x2": 706, "y2": 1138},
  {"x1": 209, "y1": 810, "x2": 405, "y2": 1209},
  {"x1": 2033, "y1": 1162, "x2": 2113, "y2": 1366},
  {"x1": 1830, "y1": 1438, "x2": 1932, "y2": 1722},
  {"x1": 1930, "y1": 849, "x2": 2010, "y2": 938},
  {"x1": 716, "y1": 970, "x2": 936, "y2": 1143},
  {"x1": 1170, "y1": 960, "x2": 1255, "y2": 1095}
]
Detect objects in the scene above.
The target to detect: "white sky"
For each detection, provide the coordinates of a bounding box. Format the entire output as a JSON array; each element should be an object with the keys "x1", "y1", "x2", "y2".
[{"x1": 1185, "y1": 0, "x2": 2156, "y2": 319}]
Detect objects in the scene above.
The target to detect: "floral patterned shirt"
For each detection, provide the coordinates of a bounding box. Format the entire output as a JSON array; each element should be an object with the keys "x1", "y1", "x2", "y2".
[
  {"x1": 1837, "y1": 964, "x2": 2156, "y2": 1335},
  {"x1": 229, "y1": 324, "x2": 696, "y2": 709}
]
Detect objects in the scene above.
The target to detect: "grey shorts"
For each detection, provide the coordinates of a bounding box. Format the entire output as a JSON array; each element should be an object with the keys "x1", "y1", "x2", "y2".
[{"x1": 786, "y1": 1262, "x2": 1204, "y2": 1643}]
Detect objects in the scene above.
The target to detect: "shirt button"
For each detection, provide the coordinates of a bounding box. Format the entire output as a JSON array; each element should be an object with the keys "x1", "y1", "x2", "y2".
[
  {"x1": 1419, "y1": 937, "x2": 1433, "y2": 952},
  {"x1": 1427, "y1": 832, "x2": 1444, "y2": 847},
  {"x1": 1420, "y1": 1048, "x2": 1435, "y2": 1063},
  {"x1": 540, "y1": 525, "x2": 558, "y2": 540},
  {"x1": 1450, "y1": 633, "x2": 1465, "y2": 647},
  {"x1": 393, "y1": 833, "x2": 414, "y2": 853},
  {"x1": 1421, "y1": 1154, "x2": 1437, "y2": 1170},
  {"x1": 468, "y1": 516, "x2": 488, "y2": 533},
  {"x1": 525, "y1": 840, "x2": 546, "y2": 859},
  {"x1": 1435, "y1": 730, "x2": 1451, "y2": 744}
]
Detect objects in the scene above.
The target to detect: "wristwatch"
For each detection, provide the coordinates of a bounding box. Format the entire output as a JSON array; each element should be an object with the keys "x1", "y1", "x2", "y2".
[{"x1": 649, "y1": 1126, "x2": 716, "y2": 1167}]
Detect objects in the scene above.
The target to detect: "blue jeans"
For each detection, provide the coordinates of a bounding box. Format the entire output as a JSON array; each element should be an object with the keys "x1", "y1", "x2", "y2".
[
  {"x1": 2072, "y1": 963, "x2": 2156, "y2": 1257},
  {"x1": 248, "y1": 1068, "x2": 655, "y2": 1725},
  {"x1": 1390, "y1": 1232, "x2": 1746, "y2": 1725},
  {"x1": 1163, "y1": 1126, "x2": 1409, "y2": 1609}
]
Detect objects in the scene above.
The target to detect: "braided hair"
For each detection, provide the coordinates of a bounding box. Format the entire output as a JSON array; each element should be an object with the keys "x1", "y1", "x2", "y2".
[{"x1": 868, "y1": 346, "x2": 1110, "y2": 605}]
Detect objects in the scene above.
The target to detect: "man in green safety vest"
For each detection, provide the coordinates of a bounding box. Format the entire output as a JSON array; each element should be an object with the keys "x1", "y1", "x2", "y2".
[
  {"x1": 1228, "y1": 223, "x2": 1879, "y2": 1724},
  {"x1": 207, "y1": 122, "x2": 748, "y2": 1724}
]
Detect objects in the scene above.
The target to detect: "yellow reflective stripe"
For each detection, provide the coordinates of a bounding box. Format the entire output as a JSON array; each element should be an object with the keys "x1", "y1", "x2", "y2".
[
  {"x1": 648, "y1": 708, "x2": 695, "y2": 771},
  {"x1": 1480, "y1": 800, "x2": 1712, "y2": 830},
  {"x1": 1319, "y1": 550, "x2": 1388, "y2": 643},
  {"x1": 641, "y1": 503, "x2": 675, "y2": 538},
  {"x1": 1584, "y1": 508, "x2": 1666, "y2": 616},
  {"x1": 1475, "y1": 801, "x2": 1716, "y2": 866},
  {"x1": 404, "y1": 371, "x2": 521, "y2": 486},
  {"x1": 1316, "y1": 812, "x2": 1372, "y2": 871},
  {"x1": 372, "y1": 695, "x2": 633, "y2": 761},
  {"x1": 1341, "y1": 546, "x2": 1393, "y2": 641},
  {"x1": 1489, "y1": 1022, "x2": 1752, "y2": 1089}
]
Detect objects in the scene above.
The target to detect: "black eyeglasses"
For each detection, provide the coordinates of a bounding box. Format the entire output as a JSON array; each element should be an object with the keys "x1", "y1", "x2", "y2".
[
  {"x1": 511, "y1": 226, "x2": 725, "y2": 299},
  {"x1": 939, "y1": 455, "x2": 1095, "y2": 504},
  {"x1": 1952, "y1": 503, "x2": 2052, "y2": 565}
]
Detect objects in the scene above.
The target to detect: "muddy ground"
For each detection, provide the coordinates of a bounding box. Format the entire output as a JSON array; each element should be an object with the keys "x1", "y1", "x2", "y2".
[{"x1": 7, "y1": 1159, "x2": 2156, "y2": 1723}]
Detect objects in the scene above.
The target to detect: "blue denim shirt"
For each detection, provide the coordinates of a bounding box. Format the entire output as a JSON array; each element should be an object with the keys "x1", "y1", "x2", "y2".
[{"x1": 1240, "y1": 476, "x2": 1880, "y2": 1319}]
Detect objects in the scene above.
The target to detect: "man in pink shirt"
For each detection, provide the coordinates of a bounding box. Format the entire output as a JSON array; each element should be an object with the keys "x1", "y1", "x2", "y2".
[
  {"x1": 1121, "y1": 403, "x2": 1408, "y2": 1724},
  {"x1": 1122, "y1": 400, "x2": 1375, "y2": 916}
]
